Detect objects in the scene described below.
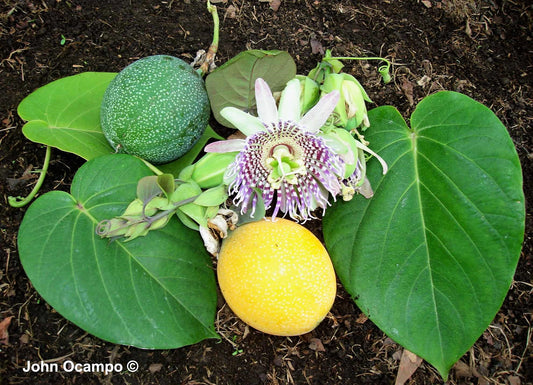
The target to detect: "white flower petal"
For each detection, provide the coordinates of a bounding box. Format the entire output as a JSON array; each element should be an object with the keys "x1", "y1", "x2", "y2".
[
  {"x1": 220, "y1": 106, "x2": 265, "y2": 137},
  {"x1": 255, "y1": 78, "x2": 278, "y2": 124},
  {"x1": 278, "y1": 78, "x2": 301, "y2": 122},
  {"x1": 204, "y1": 139, "x2": 245, "y2": 153},
  {"x1": 299, "y1": 90, "x2": 340, "y2": 133}
]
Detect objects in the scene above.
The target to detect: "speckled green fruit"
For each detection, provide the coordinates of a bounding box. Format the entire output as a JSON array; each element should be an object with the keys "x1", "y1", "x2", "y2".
[{"x1": 101, "y1": 55, "x2": 210, "y2": 164}]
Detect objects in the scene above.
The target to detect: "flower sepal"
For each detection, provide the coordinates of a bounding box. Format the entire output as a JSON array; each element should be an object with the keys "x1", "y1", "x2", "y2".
[
  {"x1": 296, "y1": 75, "x2": 320, "y2": 114},
  {"x1": 179, "y1": 151, "x2": 238, "y2": 189},
  {"x1": 318, "y1": 126, "x2": 388, "y2": 201},
  {"x1": 318, "y1": 127, "x2": 365, "y2": 184}
]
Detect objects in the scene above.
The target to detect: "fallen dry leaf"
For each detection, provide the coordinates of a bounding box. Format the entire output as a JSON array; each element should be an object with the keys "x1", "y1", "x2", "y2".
[
  {"x1": 225, "y1": 4, "x2": 237, "y2": 19},
  {"x1": 310, "y1": 38, "x2": 324, "y2": 55},
  {"x1": 417, "y1": 74, "x2": 432, "y2": 87},
  {"x1": 400, "y1": 77, "x2": 415, "y2": 106},
  {"x1": 149, "y1": 363, "x2": 163, "y2": 373},
  {"x1": 269, "y1": 0, "x2": 281, "y2": 11},
  {"x1": 395, "y1": 349, "x2": 423, "y2": 385},
  {"x1": 453, "y1": 360, "x2": 474, "y2": 378},
  {"x1": 308, "y1": 338, "x2": 325, "y2": 352},
  {"x1": 355, "y1": 312, "x2": 369, "y2": 324},
  {"x1": 0, "y1": 317, "x2": 13, "y2": 345},
  {"x1": 19, "y1": 333, "x2": 30, "y2": 344}
]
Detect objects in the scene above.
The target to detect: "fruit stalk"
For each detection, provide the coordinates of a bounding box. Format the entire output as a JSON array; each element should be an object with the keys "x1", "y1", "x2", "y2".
[{"x1": 199, "y1": 1, "x2": 219, "y2": 76}]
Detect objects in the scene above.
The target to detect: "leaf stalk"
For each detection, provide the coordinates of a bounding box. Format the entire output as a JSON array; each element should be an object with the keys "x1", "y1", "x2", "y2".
[{"x1": 8, "y1": 145, "x2": 51, "y2": 208}]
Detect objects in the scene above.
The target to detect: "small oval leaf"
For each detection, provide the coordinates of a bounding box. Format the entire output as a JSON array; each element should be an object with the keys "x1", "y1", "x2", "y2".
[
  {"x1": 18, "y1": 72, "x2": 117, "y2": 160},
  {"x1": 205, "y1": 50, "x2": 296, "y2": 127}
]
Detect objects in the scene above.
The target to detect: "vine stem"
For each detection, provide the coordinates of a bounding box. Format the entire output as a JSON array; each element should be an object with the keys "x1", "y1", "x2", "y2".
[
  {"x1": 145, "y1": 195, "x2": 199, "y2": 225},
  {"x1": 8, "y1": 145, "x2": 51, "y2": 208},
  {"x1": 324, "y1": 55, "x2": 392, "y2": 83}
]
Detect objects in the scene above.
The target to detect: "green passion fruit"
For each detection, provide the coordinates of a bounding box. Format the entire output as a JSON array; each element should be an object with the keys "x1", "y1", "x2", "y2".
[{"x1": 101, "y1": 55, "x2": 210, "y2": 164}]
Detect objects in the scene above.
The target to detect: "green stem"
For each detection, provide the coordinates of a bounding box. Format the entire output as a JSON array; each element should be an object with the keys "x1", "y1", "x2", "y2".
[
  {"x1": 198, "y1": 0, "x2": 220, "y2": 76},
  {"x1": 145, "y1": 195, "x2": 199, "y2": 225},
  {"x1": 207, "y1": 1, "x2": 219, "y2": 50},
  {"x1": 8, "y1": 145, "x2": 52, "y2": 208},
  {"x1": 137, "y1": 157, "x2": 164, "y2": 176},
  {"x1": 324, "y1": 55, "x2": 392, "y2": 84}
]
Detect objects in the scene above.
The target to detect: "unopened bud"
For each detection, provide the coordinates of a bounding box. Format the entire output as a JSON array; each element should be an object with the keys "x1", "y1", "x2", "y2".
[
  {"x1": 187, "y1": 152, "x2": 237, "y2": 189},
  {"x1": 146, "y1": 196, "x2": 174, "y2": 212},
  {"x1": 340, "y1": 74, "x2": 372, "y2": 129},
  {"x1": 95, "y1": 218, "x2": 129, "y2": 238},
  {"x1": 149, "y1": 214, "x2": 172, "y2": 231},
  {"x1": 124, "y1": 222, "x2": 150, "y2": 240}
]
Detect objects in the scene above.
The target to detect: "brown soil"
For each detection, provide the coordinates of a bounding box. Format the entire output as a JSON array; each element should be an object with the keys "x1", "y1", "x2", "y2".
[{"x1": 0, "y1": 0, "x2": 531, "y2": 384}]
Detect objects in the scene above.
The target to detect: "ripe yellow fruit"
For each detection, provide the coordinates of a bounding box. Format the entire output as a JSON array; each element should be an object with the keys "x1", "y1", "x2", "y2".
[{"x1": 217, "y1": 218, "x2": 337, "y2": 336}]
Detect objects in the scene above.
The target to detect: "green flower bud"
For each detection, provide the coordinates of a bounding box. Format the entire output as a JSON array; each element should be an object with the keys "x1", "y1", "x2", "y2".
[
  {"x1": 178, "y1": 164, "x2": 195, "y2": 182},
  {"x1": 149, "y1": 214, "x2": 172, "y2": 231},
  {"x1": 172, "y1": 181, "x2": 208, "y2": 228},
  {"x1": 194, "y1": 184, "x2": 228, "y2": 207},
  {"x1": 188, "y1": 152, "x2": 238, "y2": 189},
  {"x1": 121, "y1": 199, "x2": 144, "y2": 217},
  {"x1": 319, "y1": 73, "x2": 372, "y2": 130},
  {"x1": 321, "y1": 73, "x2": 348, "y2": 128},
  {"x1": 95, "y1": 218, "x2": 129, "y2": 239},
  {"x1": 341, "y1": 74, "x2": 371, "y2": 129},
  {"x1": 146, "y1": 196, "x2": 174, "y2": 212},
  {"x1": 124, "y1": 222, "x2": 150, "y2": 240}
]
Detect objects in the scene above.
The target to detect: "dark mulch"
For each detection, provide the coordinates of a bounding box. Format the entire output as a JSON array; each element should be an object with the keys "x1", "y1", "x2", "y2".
[{"x1": 1, "y1": 1, "x2": 531, "y2": 384}]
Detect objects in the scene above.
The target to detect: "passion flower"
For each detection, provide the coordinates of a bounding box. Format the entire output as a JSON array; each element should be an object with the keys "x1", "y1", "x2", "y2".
[{"x1": 205, "y1": 78, "x2": 343, "y2": 221}]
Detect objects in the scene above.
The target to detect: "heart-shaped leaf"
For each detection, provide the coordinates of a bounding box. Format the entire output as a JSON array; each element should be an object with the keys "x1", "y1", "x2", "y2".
[
  {"x1": 323, "y1": 91, "x2": 525, "y2": 379},
  {"x1": 18, "y1": 154, "x2": 219, "y2": 348},
  {"x1": 18, "y1": 72, "x2": 116, "y2": 160},
  {"x1": 205, "y1": 50, "x2": 296, "y2": 127}
]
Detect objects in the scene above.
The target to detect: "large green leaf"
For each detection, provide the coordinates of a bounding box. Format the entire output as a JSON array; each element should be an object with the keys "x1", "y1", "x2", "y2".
[
  {"x1": 18, "y1": 154, "x2": 219, "y2": 348},
  {"x1": 158, "y1": 124, "x2": 223, "y2": 176},
  {"x1": 18, "y1": 72, "x2": 116, "y2": 160},
  {"x1": 205, "y1": 50, "x2": 296, "y2": 128},
  {"x1": 323, "y1": 91, "x2": 525, "y2": 379}
]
